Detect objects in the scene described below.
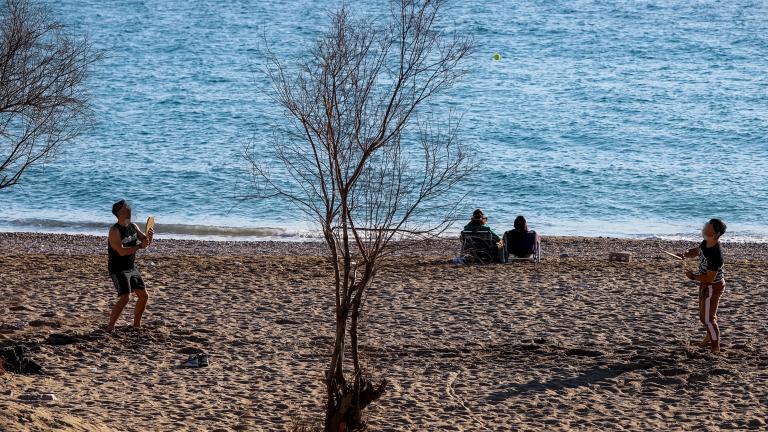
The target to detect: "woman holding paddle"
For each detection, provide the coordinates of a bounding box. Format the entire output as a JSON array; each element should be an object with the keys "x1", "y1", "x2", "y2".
[{"x1": 680, "y1": 219, "x2": 727, "y2": 354}]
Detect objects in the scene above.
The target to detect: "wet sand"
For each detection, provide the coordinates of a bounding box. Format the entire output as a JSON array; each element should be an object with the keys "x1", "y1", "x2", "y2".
[{"x1": 1, "y1": 233, "x2": 767, "y2": 431}]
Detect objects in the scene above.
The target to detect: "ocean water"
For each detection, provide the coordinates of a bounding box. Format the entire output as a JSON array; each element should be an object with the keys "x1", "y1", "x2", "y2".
[{"x1": 1, "y1": 0, "x2": 766, "y2": 241}]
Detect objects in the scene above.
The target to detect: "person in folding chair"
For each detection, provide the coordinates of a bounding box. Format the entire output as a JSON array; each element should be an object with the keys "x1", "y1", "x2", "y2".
[
  {"x1": 502, "y1": 215, "x2": 541, "y2": 263},
  {"x1": 460, "y1": 208, "x2": 502, "y2": 263}
]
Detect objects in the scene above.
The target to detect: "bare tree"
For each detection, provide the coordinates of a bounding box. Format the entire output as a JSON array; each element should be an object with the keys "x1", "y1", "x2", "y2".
[
  {"x1": 247, "y1": 1, "x2": 473, "y2": 430},
  {"x1": 0, "y1": 0, "x2": 97, "y2": 190}
]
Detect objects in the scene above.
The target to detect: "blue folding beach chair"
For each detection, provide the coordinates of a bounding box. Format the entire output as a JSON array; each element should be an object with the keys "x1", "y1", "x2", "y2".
[{"x1": 502, "y1": 231, "x2": 541, "y2": 264}]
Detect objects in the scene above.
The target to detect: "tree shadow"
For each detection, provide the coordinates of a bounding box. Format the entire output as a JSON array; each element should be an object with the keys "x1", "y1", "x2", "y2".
[{"x1": 488, "y1": 359, "x2": 658, "y2": 402}]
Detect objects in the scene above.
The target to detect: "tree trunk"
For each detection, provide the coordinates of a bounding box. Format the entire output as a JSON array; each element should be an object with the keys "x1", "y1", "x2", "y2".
[
  {"x1": 349, "y1": 294, "x2": 362, "y2": 428},
  {"x1": 325, "y1": 306, "x2": 348, "y2": 431}
]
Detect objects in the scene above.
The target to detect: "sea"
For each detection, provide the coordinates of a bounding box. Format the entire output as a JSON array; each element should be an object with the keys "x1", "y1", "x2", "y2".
[{"x1": 1, "y1": 0, "x2": 766, "y2": 241}]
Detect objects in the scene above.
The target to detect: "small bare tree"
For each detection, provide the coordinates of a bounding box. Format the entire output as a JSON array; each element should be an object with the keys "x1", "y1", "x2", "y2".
[
  {"x1": 0, "y1": 0, "x2": 97, "y2": 190},
  {"x1": 247, "y1": 1, "x2": 472, "y2": 430}
]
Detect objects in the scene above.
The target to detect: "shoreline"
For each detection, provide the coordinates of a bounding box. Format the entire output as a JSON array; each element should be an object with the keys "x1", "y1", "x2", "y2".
[
  {"x1": 2, "y1": 231, "x2": 767, "y2": 259},
  {"x1": 3, "y1": 221, "x2": 768, "y2": 244}
]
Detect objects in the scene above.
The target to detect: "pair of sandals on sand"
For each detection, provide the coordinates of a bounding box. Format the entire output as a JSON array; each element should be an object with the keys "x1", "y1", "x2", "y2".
[{"x1": 182, "y1": 352, "x2": 210, "y2": 368}]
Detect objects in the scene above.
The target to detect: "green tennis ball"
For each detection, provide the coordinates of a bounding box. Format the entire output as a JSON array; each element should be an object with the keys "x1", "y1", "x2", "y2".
[{"x1": 493, "y1": 52, "x2": 501, "y2": 61}]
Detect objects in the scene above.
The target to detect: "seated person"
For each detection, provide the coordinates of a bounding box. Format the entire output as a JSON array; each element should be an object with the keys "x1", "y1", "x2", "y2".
[
  {"x1": 503, "y1": 215, "x2": 540, "y2": 259},
  {"x1": 461, "y1": 208, "x2": 502, "y2": 262}
]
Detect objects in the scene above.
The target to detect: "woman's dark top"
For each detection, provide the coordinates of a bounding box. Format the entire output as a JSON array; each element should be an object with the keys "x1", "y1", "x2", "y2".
[{"x1": 698, "y1": 240, "x2": 724, "y2": 283}]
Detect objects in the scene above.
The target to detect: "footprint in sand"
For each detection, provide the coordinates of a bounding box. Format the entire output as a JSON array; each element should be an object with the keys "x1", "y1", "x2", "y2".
[
  {"x1": 643, "y1": 373, "x2": 685, "y2": 386},
  {"x1": 28, "y1": 320, "x2": 62, "y2": 329},
  {"x1": 658, "y1": 367, "x2": 689, "y2": 377},
  {"x1": 179, "y1": 346, "x2": 206, "y2": 354},
  {"x1": 565, "y1": 348, "x2": 605, "y2": 357},
  {"x1": 45, "y1": 333, "x2": 97, "y2": 346}
]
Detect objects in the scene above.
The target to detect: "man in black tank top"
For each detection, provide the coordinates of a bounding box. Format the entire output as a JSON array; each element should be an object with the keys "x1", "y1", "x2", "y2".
[
  {"x1": 106, "y1": 199, "x2": 153, "y2": 332},
  {"x1": 680, "y1": 218, "x2": 727, "y2": 354}
]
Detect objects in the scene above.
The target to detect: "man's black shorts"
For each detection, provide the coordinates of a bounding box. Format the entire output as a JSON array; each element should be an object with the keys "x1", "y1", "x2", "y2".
[{"x1": 110, "y1": 269, "x2": 145, "y2": 297}]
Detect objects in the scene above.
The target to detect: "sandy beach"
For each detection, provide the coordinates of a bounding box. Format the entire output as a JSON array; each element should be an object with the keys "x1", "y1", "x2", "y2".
[{"x1": 1, "y1": 232, "x2": 767, "y2": 431}]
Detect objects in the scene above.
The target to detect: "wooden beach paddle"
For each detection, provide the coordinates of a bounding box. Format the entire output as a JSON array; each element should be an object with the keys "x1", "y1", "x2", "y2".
[{"x1": 145, "y1": 216, "x2": 155, "y2": 247}]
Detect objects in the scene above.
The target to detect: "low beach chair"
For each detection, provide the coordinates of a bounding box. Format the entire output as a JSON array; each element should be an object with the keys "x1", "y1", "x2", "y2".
[
  {"x1": 502, "y1": 231, "x2": 541, "y2": 264},
  {"x1": 460, "y1": 230, "x2": 498, "y2": 263}
]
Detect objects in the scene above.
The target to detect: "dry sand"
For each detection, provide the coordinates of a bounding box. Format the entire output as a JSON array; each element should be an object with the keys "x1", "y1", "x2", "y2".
[{"x1": 1, "y1": 232, "x2": 767, "y2": 431}]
